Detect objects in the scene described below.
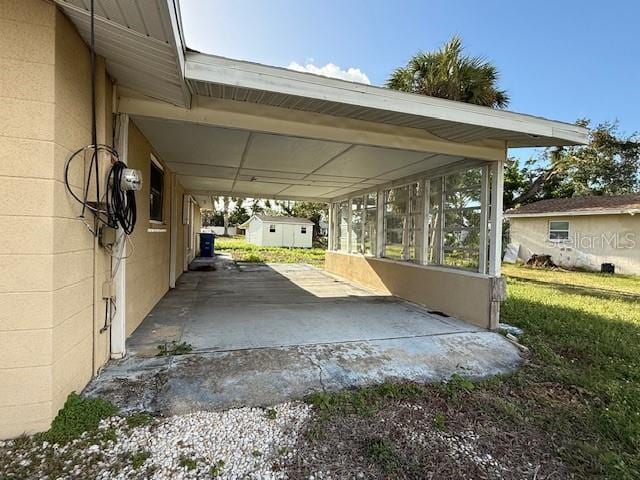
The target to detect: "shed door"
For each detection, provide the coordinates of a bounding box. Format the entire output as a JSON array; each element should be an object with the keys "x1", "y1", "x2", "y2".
[{"x1": 283, "y1": 224, "x2": 295, "y2": 247}]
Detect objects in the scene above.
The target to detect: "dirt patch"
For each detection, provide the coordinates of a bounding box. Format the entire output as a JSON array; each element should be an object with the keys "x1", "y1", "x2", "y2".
[{"x1": 285, "y1": 388, "x2": 569, "y2": 479}]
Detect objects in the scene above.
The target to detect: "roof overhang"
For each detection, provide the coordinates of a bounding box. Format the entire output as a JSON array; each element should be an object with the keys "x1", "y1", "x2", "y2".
[
  {"x1": 54, "y1": 0, "x2": 589, "y2": 202},
  {"x1": 185, "y1": 52, "x2": 588, "y2": 148},
  {"x1": 505, "y1": 209, "x2": 640, "y2": 218}
]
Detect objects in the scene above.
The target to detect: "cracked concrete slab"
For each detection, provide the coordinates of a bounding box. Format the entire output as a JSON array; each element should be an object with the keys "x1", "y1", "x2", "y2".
[
  {"x1": 84, "y1": 258, "x2": 522, "y2": 414},
  {"x1": 85, "y1": 332, "x2": 522, "y2": 415}
]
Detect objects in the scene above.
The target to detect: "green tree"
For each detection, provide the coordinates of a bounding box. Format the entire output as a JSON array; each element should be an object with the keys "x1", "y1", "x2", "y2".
[
  {"x1": 386, "y1": 36, "x2": 509, "y2": 108},
  {"x1": 291, "y1": 202, "x2": 328, "y2": 238},
  {"x1": 507, "y1": 120, "x2": 640, "y2": 208},
  {"x1": 229, "y1": 203, "x2": 250, "y2": 226},
  {"x1": 249, "y1": 199, "x2": 264, "y2": 215}
]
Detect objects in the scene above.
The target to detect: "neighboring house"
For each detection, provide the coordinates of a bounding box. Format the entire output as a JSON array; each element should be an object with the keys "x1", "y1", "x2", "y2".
[
  {"x1": 318, "y1": 220, "x2": 329, "y2": 237},
  {"x1": 505, "y1": 194, "x2": 640, "y2": 274},
  {"x1": 240, "y1": 215, "x2": 314, "y2": 248},
  {"x1": 0, "y1": 0, "x2": 587, "y2": 438}
]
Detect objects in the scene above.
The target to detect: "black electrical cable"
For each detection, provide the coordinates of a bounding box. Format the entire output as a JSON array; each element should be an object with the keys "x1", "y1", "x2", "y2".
[{"x1": 106, "y1": 161, "x2": 137, "y2": 235}]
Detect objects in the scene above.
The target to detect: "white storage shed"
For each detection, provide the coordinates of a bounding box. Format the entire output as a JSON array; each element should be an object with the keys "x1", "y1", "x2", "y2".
[{"x1": 240, "y1": 215, "x2": 314, "y2": 248}]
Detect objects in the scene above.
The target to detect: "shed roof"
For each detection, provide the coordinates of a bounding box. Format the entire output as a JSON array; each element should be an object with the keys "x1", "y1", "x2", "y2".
[
  {"x1": 240, "y1": 215, "x2": 315, "y2": 227},
  {"x1": 505, "y1": 194, "x2": 640, "y2": 218}
]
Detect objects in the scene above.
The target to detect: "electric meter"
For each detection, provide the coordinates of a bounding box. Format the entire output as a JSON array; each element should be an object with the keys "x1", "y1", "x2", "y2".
[{"x1": 120, "y1": 168, "x2": 142, "y2": 191}]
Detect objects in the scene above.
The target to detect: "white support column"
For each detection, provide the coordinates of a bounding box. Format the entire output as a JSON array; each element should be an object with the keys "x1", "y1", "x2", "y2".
[
  {"x1": 327, "y1": 203, "x2": 334, "y2": 251},
  {"x1": 489, "y1": 160, "x2": 505, "y2": 276},
  {"x1": 111, "y1": 113, "x2": 129, "y2": 359},
  {"x1": 169, "y1": 174, "x2": 178, "y2": 288},
  {"x1": 376, "y1": 189, "x2": 385, "y2": 257},
  {"x1": 421, "y1": 179, "x2": 430, "y2": 265},
  {"x1": 346, "y1": 198, "x2": 352, "y2": 253},
  {"x1": 478, "y1": 164, "x2": 490, "y2": 274},
  {"x1": 361, "y1": 196, "x2": 366, "y2": 254},
  {"x1": 438, "y1": 177, "x2": 445, "y2": 264}
]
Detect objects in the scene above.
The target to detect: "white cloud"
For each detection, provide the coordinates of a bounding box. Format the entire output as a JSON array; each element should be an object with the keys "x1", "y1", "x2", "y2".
[{"x1": 287, "y1": 61, "x2": 371, "y2": 85}]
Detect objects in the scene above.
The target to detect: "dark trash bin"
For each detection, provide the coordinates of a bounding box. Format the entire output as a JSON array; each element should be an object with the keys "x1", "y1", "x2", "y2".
[
  {"x1": 601, "y1": 263, "x2": 615, "y2": 274},
  {"x1": 199, "y1": 233, "x2": 215, "y2": 257}
]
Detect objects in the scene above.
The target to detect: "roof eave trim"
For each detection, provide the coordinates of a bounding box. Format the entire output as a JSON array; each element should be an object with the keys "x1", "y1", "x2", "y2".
[
  {"x1": 184, "y1": 52, "x2": 588, "y2": 146},
  {"x1": 505, "y1": 209, "x2": 640, "y2": 218},
  {"x1": 166, "y1": 0, "x2": 192, "y2": 108}
]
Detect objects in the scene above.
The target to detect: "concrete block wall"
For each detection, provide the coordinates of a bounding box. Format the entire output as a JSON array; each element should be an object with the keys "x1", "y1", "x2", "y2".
[
  {"x1": 0, "y1": 0, "x2": 112, "y2": 438},
  {"x1": 0, "y1": 0, "x2": 198, "y2": 439}
]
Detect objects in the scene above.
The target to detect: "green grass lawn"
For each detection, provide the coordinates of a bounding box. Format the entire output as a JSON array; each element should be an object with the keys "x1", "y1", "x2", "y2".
[
  {"x1": 214, "y1": 235, "x2": 327, "y2": 267},
  {"x1": 497, "y1": 264, "x2": 640, "y2": 478}
]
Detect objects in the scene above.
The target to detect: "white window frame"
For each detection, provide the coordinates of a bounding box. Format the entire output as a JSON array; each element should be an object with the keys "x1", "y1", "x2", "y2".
[
  {"x1": 548, "y1": 220, "x2": 570, "y2": 242},
  {"x1": 269, "y1": 224, "x2": 276, "y2": 233},
  {"x1": 301, "y1": 226, "x2": 307, "y2": 234},
  {"x1": 149, "y1": 153, "x2": 165, "y2": 225}
]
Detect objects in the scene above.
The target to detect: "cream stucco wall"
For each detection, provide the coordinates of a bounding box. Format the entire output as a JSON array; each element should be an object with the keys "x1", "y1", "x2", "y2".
[
  {"x1": 325, "y1": 251, "x2": 503, "y2": 329},
  {"x1": 0, "y1": 1, "x2": 113, "y2": 437},
  {"x1": 509, "y1": 214, "x2": 640, "y2": 274},
  {"x1": 124, "y1": 122, "x2": 174, "y2": 337},
  {"x1": 0, "y1": 1, "x2": 202, "y2": 440}
]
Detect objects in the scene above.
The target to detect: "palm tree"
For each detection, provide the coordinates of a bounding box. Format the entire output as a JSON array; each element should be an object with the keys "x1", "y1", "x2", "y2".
[{"x1": 386, "y1": 36, "x2": 509, "y2": 109}]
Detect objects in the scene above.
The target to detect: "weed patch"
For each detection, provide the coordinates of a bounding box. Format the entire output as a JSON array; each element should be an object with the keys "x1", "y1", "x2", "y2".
[
  {"x1": 157, "y1": 340, "x2": 193, "y2": 356},
  {"x1": 131, "y1": 450, "x2": 151, "y2": 469},
  {"x1": 125, "y1": 411, "x2": 154, "y2": 428},
  {"x1": 179, "y1": 455, "x2": 198, "y2": 470},
  {"x1": 38, "y1": 393, "x2": 118, "y2": 444},
  {"x1": 364, "y1": 436, "x2": 400, "y2": 473}
]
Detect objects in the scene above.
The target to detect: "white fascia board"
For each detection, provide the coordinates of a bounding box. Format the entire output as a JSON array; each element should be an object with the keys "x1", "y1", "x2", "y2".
[
  {"x1": 505, "y1": 209, "x2": 640, "y2": 218},
  {"x1": 120, "y1": 95, "x2": 506, "y2": 161},
  {"x1": 185, "y1": 53, "x2": 588, "y2": 146},
  {"x1": 166, "y1": 0, "x2": 191, "y2": 107}
]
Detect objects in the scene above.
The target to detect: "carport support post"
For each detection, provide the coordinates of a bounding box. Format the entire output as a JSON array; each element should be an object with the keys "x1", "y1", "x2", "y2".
[
  {"x1": 111, "y1": 113, "x2": 129, "y2": 359},
  {"x1": 327, "y1": 203, "x2": 334, "y2": 251},
  {"x1": 488, "y1": 160, "x2": 504, "y2": 276},
  {"x1": 376, "y1": 189, "x2": 385, "y2": 257},
  {"x1": 169, "y1": 174, "x2": 178, "y2": 288},
  {"x1": 478, "y1": 164, "x2": 490, "y2": 274}
]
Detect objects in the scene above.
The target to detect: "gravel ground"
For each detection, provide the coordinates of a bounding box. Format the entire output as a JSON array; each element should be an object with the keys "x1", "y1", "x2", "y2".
[
  {"x1": 0, "y1": 402, "x2": 311, "y2": 480},
  {"x1": 1, "y1": 392, "x2": 567, "y2": 479}
]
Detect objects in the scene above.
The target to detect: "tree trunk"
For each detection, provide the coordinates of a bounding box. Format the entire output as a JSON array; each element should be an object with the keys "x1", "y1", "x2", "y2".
[{"x1": 222, "y1": 196, "x2": 230, "y2": 236}]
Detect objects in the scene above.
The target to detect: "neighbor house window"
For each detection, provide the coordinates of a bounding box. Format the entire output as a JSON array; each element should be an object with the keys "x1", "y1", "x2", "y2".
[
  {"x1": 301, "y1": 226, "x2": 307, "y2": 234},
  {"x1": 549, "y1": 221, "x2": 569, "y2": 241},
  {"x1": 269, "y1": 225, "x2": 276, "y2": 233},
  {"x1": 149, "y1": 154, "x2": 164, "y2": 222}
]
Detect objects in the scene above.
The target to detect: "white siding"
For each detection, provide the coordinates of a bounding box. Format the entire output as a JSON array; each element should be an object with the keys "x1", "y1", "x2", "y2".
[{"x1": 244, "y1": 219, "x2": 313, "y2": 248}]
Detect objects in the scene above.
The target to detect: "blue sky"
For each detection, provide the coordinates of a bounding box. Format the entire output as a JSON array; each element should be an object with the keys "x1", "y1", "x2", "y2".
[{"x1": 180, "y1": 0, "x2": 639, "y2": 161}]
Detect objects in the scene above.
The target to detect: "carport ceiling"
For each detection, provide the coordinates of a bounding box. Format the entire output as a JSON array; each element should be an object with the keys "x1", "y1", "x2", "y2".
[{"x1": 133, "y1": 116, "x2": 461, "y2": 201}]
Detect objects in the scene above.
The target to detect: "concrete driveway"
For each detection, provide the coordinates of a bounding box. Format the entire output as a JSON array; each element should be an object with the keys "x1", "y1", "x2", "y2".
[{"x1": 85, "y1": 255, "x2": 522, "y2": 414}]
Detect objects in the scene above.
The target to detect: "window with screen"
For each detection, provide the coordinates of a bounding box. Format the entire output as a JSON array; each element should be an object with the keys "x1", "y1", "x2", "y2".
[
  {"x1": 149, "y1": 155, "x2": 164, "y2": 222},
  {"x1": 301, "y1": 226, "x2": 307, "y2": 234},
  {"x1": 350, "y1": 196, "x2": 364, "y2": 254},
  {"x1": 363, "y1": 192, "x2": 377, "y2": 256},
  {"x1": 269, "y1": 225, "x2": 276, "y2": 233},
  {"x1": 549, "y1": 221, "x2": 569, "y2": 241}
]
